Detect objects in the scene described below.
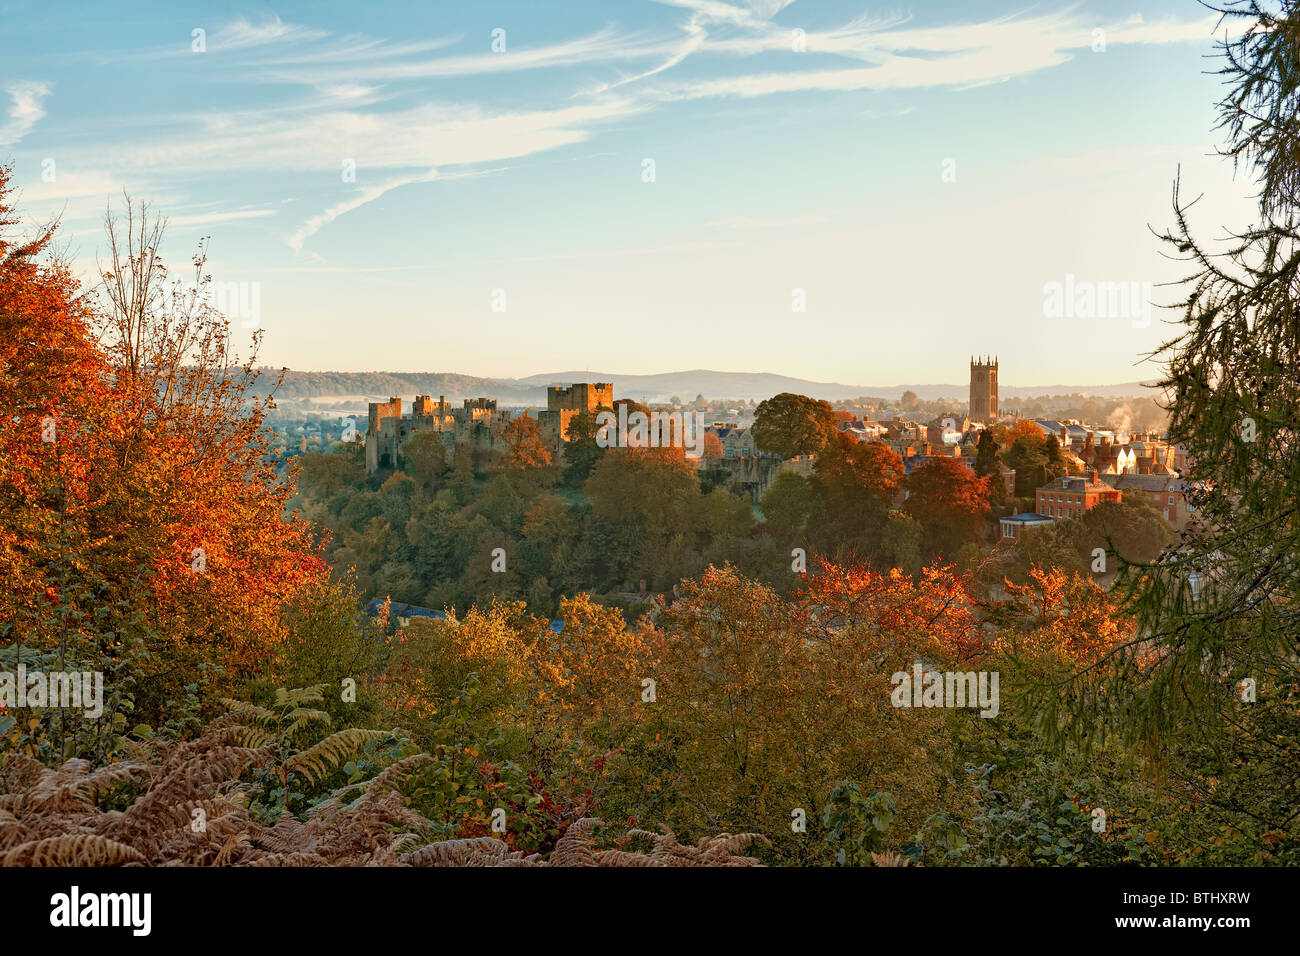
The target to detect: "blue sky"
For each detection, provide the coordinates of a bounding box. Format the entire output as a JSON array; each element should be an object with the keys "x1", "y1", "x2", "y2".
[{"x1": 0, "y1": 0, "x2": 1259, "y2": 386}]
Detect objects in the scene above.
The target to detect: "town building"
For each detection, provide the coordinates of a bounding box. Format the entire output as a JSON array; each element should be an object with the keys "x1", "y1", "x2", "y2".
[
  {"x1": 999, "y1": 512, "x2": 1055, "y2": 541},
  {"x1": 1101, "y1": 473, "x2": 1191, "y2": 529},
  {"x1": 706, "y1": 423, "x2": 758, "y2": 458},
  {"x1": 1035, "y1": 470, "x2": 1122, "y2": 520}
]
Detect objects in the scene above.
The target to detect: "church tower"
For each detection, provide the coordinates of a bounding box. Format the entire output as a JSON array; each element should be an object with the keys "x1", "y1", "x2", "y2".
[{"x1": 969, "y1": 356, "x2": 998, "y2": 421}]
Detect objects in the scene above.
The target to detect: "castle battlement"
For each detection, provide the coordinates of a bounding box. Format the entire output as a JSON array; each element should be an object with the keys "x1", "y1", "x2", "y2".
[
  {"x1": 365, "y1": 393, "x2": 509, "y2": 473},
  {"x1": 364, "y1": 385, "x2": 613, "y2": 474},
  {"x1": 539, "y1": 382, "x2": 614, "y2": 451}
]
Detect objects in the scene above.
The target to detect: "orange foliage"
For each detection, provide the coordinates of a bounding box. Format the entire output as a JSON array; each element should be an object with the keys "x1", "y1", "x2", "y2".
[
  {"x1": 993, "y1": 565, "x2": 1130, "y2": 664},
  {"x1": 503, "y1": 414, "x2": 552, "y2": 470},
  {"x1": 0, "y1": 170, "x2": 325, "y2": 707}
]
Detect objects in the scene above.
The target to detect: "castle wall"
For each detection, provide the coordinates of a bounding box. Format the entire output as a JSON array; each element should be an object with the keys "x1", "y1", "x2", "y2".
[
  {"x1": 546, "y1": 382, "x2": 613, "y2": 413},
  {"x1": 364, "y1": 394, "x2": 519, "y2": 474}
]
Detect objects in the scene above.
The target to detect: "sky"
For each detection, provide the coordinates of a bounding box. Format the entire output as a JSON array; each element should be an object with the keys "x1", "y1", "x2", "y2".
[{"x1": 0, "y1": 0, "x2": 1264, "y2": 387}]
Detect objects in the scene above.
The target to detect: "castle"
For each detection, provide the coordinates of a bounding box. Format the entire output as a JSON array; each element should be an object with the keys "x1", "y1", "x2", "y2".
[
  {"x1": 364, "y1": 394, "x2": 507, "y2": 473},
  {"x1": 969, "y1": 356, "x2": 999, "y2": 421},
  {"x1": 364, "y1": 382, "x2": 614, "y2": 474},
  {"x1": 537, "y1": 382, "x2": 613, "y2": 451}
]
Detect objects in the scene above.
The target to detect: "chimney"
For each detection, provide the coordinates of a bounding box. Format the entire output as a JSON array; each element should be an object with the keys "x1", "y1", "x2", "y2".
[{"x1": 1089, "y1": 468, "x2": 1099, "y2": 484}]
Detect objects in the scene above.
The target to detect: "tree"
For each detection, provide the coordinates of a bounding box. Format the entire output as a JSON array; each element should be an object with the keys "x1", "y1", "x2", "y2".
[
  {"x1": 1003, "y1": 433, "x2": 1048, "y2": 497},
  {"x1": 1, "y1": 184, "x2": 326, "y2": 722},
  {"x1": 0, "y1": 167, "x2": 133, "y2": 758},
  {"x1": 974, "y1": 430, "x2": 1000, "y2": 477},
  {"x1": 761, "y1": 471, "x2": 815, "y2": 540},
  {"x1": 903, "y1": 458, "x2": 990, "y2": 559},
  {"x1": 751, "y1": 392, "x2": 838, "y2": 460},
  {"x1": 1077, "y1": 497, "x2": 1173, "y2": 567},
  {"x1": 560, "y1": 410, "x2": 603, "y2": 487},
  {"x1": 1045, "y1": 1, "x2": 1300, "y2": 852},
  {"x1": 1044, "y1": 434, "x2": 1067, "y2": 481},
  {"x1": 878, "y1": 512, "x2": 924, "y2": 577},
  {"x1": 503, "y1": 414, "x2": 552, "y2": 472},
  {"x1": 811, "y1": 434, "x2": 904, "y2": 546},
  {"x1": 585, "y1": 448, "x2": 699, "y2": 540},
  {"x1": 96, "y1": 199, "x2": 326, "y2": 703},
  {"x1": 1008, "y1": 419, "x2": 1044, "y2": 443},
  {"x1": 402, "y1": 429, "x2": 449, "y2": 492},
  {"x1": 622, "y1": 563, "x2": 971, "y2": 863}
]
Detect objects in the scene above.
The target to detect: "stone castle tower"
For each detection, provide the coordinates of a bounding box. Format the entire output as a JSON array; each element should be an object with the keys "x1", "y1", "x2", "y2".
[
  {"x1": 538, "y1": 382, "x2": 614, "y2": 450},
  {"x1": 969, "y1": 356, "x2": 998, "y2": 421}
]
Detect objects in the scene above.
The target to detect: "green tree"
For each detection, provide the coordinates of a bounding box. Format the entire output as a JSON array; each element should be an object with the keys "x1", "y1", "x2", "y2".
[
  {"x1": 1047, "y1": 1, "x2": 1300, "y2": 856},
  {"x1": 752, "y1": 392, "x2": 838, "y2": 460},
  {"x1": 1004, "y1": 433, "x2": 1048, "y2": 497},
  {"x1": 761, "y1": 471, "x2": 815, "y2": 540},
  {"x1": 974, "y1": 429, "x2": 1000, "y2": 477},
  {"x1": 561, "y1": 411, "x2": 604, "y2": 487}
]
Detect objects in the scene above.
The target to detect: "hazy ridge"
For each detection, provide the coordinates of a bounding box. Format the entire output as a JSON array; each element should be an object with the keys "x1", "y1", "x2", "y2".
[{"x1": 259, "y1": 368, "x2": 1157, "y2": 406}]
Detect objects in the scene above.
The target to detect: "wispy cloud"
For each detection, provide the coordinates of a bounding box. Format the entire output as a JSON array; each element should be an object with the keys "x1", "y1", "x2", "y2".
[
  {"x1": 597, "y1": 5, "x2": 1232, "y2": 101},
  {"x1": 0, "y1": 80, "x2": 51, "y2": 147},
  {"x1": 264, "y1": 26, "x2": 665, "y2": 85},
  {"x1": 286, "y1": 169, "x2": 439, "y2": 254},
  {"x1": 23, "y1": 3, "x2": 1235, "y2": 260},
  {"x1": 167, "y1": 208, "x2": 278, "y2": 227},
  {"x1": 17, "y1": 170, "x2": 122, "y2": 203},
  {"x1": 213, "y1": 15, "x2": 331, "y2": 51}
]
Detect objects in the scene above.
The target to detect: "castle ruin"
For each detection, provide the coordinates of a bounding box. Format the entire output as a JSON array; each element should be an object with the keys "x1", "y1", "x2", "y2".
[
  {"x1": 537, "y1": 382, "x2": 614, "y2": 452},
  {"x1": 365, "y1": 394, "x2": 506, "y2": 474},
  {"x1": 364, "y1": 383, "x2": 614, "y2": 474}
]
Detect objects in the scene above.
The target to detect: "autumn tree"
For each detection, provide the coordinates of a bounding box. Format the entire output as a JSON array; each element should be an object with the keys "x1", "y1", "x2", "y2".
[
  {"x1": 616, "y1": 562, "x2": 975, "y2": 863},
  {"x1": 903, "y1": 457, "x2": 990, "y2": 559},
  {"x1": 0, "y1": 166, "x2": 136, "y2": 758},
  {"x1": 811, "y1": 434, "x2": 904, "y2": 547},
  {"x1": 502, "y1": 414, "x2": 552, "y2": 472},
  {"x1": 2, "y1": 185, "x2": 326, "y2": 728}
]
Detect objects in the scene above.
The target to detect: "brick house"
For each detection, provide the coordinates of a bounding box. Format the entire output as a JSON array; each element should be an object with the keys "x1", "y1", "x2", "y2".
[
  {"x1": 1101, "y1": 473, "x2": 1191, "y2": 530},
  {"x1": 1035, "y1": 470, "x2": 1121, "y2": 520}
]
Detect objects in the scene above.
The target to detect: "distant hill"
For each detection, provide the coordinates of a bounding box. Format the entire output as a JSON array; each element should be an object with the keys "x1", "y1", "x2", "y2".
[
  {"x1": 518, "y1": 370, "x2": 1157, "y2": 403},
  {"x1": 255, "y1": 368, "x2": 1158, "y2": 406},
  {"x1": 252, "y1": 370, "x2": 545, "y2": 405}
]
